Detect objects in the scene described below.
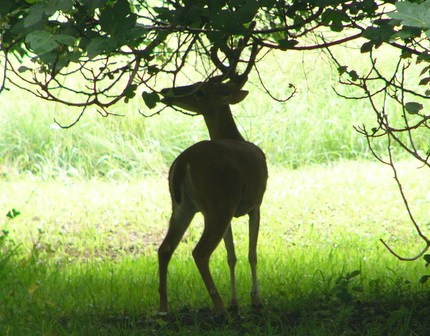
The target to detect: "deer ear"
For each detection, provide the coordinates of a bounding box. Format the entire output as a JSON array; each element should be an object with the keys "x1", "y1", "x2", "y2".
[{"x1": 229, "y1": 90, "x2": 249, "y2": 104}]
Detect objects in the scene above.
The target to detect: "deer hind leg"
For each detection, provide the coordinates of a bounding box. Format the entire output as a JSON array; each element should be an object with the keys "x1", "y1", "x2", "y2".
[
  {"x1": 223, "y1": 225, "x2": 238, "y2": 312},
  {"x1": 248, "y1": 208, "x2": 262, "y2": 310},
  {"x1": 193, "y1": 213, "x2": 234, "y2": 316},
  {"x1": 158, "y1": 206, "x2": 195, "y2": 313}
]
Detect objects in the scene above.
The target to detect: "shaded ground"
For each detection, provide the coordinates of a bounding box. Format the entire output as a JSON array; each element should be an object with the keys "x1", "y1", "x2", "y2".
[{"x1": 54, "y1": 294, "x2": 430, "y2": 336}]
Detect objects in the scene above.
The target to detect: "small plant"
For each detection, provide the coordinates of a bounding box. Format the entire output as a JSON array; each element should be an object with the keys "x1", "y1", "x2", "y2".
[
  {"x1": 419, "y1": 254, "x2": 430, "y2": 284},
  {"x1": 332, "y1": 270, "x2": 362, "y2": 304},
  {"x1": 0, "y1": 230, "x2": 19, "y2": 281},
  {"x1": 6, "y1": 208, "x2": 21, "y2": 219}
]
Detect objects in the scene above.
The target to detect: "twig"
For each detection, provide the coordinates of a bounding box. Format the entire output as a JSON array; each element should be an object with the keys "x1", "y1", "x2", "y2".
[{"x1": 380, "y1": 135, "x2": 430, "y2": 261}]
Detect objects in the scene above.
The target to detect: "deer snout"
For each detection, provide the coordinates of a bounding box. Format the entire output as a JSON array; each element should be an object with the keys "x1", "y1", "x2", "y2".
[{"x1": 160, "y1": 88, "x2": 173, "y2": 105}]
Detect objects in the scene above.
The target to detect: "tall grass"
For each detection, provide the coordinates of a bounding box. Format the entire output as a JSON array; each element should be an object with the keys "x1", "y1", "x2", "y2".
[{"x1": 0, "y1": 45, "x2": 418, "y2": 178}]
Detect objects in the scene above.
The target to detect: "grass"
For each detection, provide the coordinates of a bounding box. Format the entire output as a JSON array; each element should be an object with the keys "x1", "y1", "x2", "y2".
[
  {"x1": 1, "y1": 162, "x2": 430, "y2": 335},
  {"x1": 1, "y1": 46, "x2": 430, "y2": 335},
  {"x1": 1, "y1": 46, "x2": 420, "y2": 177}
]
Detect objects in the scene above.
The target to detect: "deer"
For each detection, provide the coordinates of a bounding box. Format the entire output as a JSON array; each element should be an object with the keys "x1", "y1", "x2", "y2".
[{"x1": 157, "y1": 39, "x2": 267, "y2": 316}]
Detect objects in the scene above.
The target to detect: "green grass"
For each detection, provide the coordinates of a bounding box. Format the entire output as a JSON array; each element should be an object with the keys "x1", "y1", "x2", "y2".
[
  {"x1": 1, "y1": 47, "x2": 430, "y2": 335},
  {"x1": 1, "y1": 162, "x2": 430, "y2": 335},
  {"x1": 1, "y1": 46, "x2": 422, "y2": 178}
]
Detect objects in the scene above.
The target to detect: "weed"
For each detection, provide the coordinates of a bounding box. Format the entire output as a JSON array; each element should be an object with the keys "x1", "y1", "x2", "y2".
[{"x1": 0, "y1": 230, "x2": 20, "y2": 281}]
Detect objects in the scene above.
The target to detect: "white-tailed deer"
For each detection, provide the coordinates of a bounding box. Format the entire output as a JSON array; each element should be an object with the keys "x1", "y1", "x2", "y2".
[{"x1": 158, "y1": 39, "x2": 267, "y2": 315}]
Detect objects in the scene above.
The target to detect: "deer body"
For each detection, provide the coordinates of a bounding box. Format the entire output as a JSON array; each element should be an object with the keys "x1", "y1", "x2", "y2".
[
  {"x1": 169, "y1": 139, "x2": 267, "y2": 218},
  {"x1": 158, "y1": 73, "x2": 267, "y2": 315}
]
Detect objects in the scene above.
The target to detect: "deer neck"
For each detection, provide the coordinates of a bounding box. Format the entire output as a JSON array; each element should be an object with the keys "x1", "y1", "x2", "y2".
[{"x1": 202, "y1": 105, "x2": 245, "y2": 141}]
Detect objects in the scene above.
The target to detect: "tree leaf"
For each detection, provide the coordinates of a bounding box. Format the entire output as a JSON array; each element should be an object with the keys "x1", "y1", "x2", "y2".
[
  {"x1": 338, "y1": 66, "x2": 348, "y2": 75},
  {"x1": 18, "y1": 66, "x2": 30, "y2": 73},
  {"x1": 25, "y1": 30, "x2": 58, "y2": 54},
  {"x1": 362, "y1": 25, "x2": 395, "y2": 44},
  {"x1": 235, "y1": 1, "x2": 259, "y2": 24},
  {"x1": 142, "y1": 91, "x2": 160, "y2": 109},
  {"x1": 389, "y1": 2, "x2": 430, "y2": 30},
  {"x1": 348, "y1": 70, "x2": 359, "y2": 81},
  {"x1": 277, "y1": 39, "x2": 298, "y2": 50},
  {"x1": 420, "y1": 66, "x2": 430, "y2": 76},
  {"x1": 24, "y1": 0, "x2": 74, "y2": 28},
  {"x1": 321, "y1": 9, "x2": 349, "y2": 32},
  {"x1": 405, "y1": 102, "x2": 423, "y2": 114},
  {"x1": 49, "y1": 0, "x2": 74, "y2": 13},
  {"x1": 417, "y1": 51, "x2": 430, "y2": 64},
  {"x1": 400, "y1": 49, "x2": 412, "y2": 59},
  {"x1": 85, "y1": 37, "x2": 118, "y2": 59},
  {"x1": 360, "y1": 41, "x2": 374, "y2": 53},
  {"x1": 124, "y1": 84, "x2": 137, "y2": 101},
  {"x1": 99, "y1": 0, "x2": 136, "y2": 38},
  {"x1": 54, "y1": 34, "x2": 76, "y2": 46},
  {"x1": 419, "y1": 77, "x2": 430, "y2": 86},
  {"x1": 24, "y1": 2, "x2": 48, "y2": 28},
  {"x1": 424, "y1": 254, "x2": 430, "y2": 266}
]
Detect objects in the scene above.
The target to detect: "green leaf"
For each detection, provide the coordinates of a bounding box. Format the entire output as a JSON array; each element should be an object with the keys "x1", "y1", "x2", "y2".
[
  {"x1": 277, "y1": 39, "x2": 298, "y2": 50},
  {"x1": 420, "y1": 66, "x2": 430, "y2": 76},
  {"x1": 360, "y1": 40, "x2": 374, "y2": 53},
  {"x1": 24, "y1": 2, "x2": 48, "y2": 28},
  {"x1": 337, "y1": 66, "x2": 348, "y2": 75},
  {"x1": 420, "y1": 275, "x2": 430, "y2": 284},
  {"x1": 18, "y1": 66, "x2": 30, "y2": 73},
  {"x1": 419, "y1": 77, "x2": 430, "y2": 86},
  {"x1": 124, "y1": 84, "x2": 137, "y2": 103},
  {"x1": 85, "y1": 37, "x2": 118, "y2": 59},
  {"x1": 24, "y1": 0, "x2": 73, "y2": 28},
  {"x1": 321, "y1": 9, "x2": 350, "y2": 32},
  {"x1": 148, "y1": 65, "x2": 159, "y2": 75},
  {"x1": 389, "y1": 1, "x2": 430, "y2": 30},
  {"x1": 400, "y1": 49, "x2": 412, "y2": 59},
  {"x1": 348, "y1": 70, "x2": 359, "y2": 81},
  {"x1": 336, "y1": 289, "x2": 353, "y2": 303},
  {"x1": 347, "y1": 270, "x2": 361, "y2": 279},
  {"x1": 6, "y1": 208, "x2": 21, "y2": 219},
  {"x1": 25, "y1": 30, "x2": 58, "y2": 54},
  {"x1": 392, "y1": 26, "x2": 422, "y2": 40},
  {"x1": 235, "y1": 0, "x2": 259, "y2": 24},
  {"x1": 424, "y1": 254, "x2": 430, "y2": 266},
  {"x1": 362, "y1": 26, "x2": 395, "y2": 44},
  {"x1": 99, "y1": 0, "x2": 136, "y2": 38},
  {"x1": 142, "y1": 91, "x2": 160, "y2": 109},
  {"x1": 49, "y1": 0, "x2": 74, "y2": 13},
  {"x1": 54, "y1": 34, "x2": 76, "y2": 46},
  {"x1": 417, "y1": 51, "x2": 430, "y2": 64},
  {"x1": 405, "y1": 102, "x2": 423, "y2": 114}
]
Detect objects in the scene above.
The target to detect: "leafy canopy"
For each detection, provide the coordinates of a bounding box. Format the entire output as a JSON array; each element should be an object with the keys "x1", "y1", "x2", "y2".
[{"x1": 1, "y1": 0, "x2": 426, "y2": 110}]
